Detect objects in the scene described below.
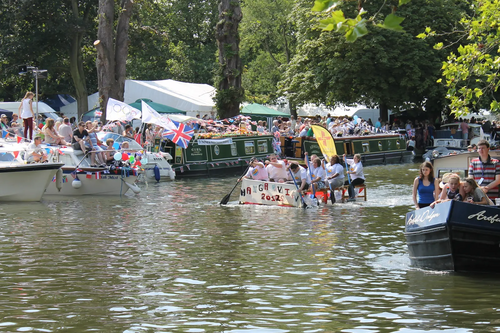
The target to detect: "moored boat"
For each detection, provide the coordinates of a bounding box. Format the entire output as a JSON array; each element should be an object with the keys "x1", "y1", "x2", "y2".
[
  {"x1": 405, "y1": 200, "x2": 500, "y2": 272},
  {"x1": 0, "y1": 143, "x2": 63, "y2": 201}
]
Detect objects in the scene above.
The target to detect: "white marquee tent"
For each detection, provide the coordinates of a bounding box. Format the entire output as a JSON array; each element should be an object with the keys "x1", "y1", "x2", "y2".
[{"x1": 61, "y1": 79, "x2": 216, "y2": 120}]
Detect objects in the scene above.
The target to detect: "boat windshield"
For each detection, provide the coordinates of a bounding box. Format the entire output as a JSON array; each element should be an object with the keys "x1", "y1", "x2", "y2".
[{"x1": 97, "y1": 132, "x2": 143, "y2": 149}]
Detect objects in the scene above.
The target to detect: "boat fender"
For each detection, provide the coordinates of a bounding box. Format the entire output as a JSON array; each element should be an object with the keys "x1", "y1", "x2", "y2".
[
  {"x1": 124, "y1": 181, "x2": 141, "y2": 194},
  {"x1": 169, "y1": 169, "x2": 175, "y2": 180},
  {"x1": 55, "y1": 169, "x2": 63, "y2": 192},
  {"x1": 153, "y1": 165, "x2": 161, "y2": 182},
  {"x1": 72, "y1": 178, "x2": 82, "y2": 189}
]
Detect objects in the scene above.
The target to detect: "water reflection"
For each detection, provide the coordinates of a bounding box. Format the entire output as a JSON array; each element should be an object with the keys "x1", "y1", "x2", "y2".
[{"x1": 0, "y1": 163, "x2": 499, "y2": 332}]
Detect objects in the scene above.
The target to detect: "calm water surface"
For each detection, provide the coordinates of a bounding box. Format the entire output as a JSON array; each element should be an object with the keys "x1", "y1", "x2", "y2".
[{"x1": 1, "y1": 163, "x2": 500, "y2": 332}]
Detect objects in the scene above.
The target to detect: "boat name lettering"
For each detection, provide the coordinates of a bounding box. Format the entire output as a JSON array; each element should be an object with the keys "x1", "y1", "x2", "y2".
[
  {"x1": 407, "y1": 210, "x2": 440, "y2": 225},
  {"x1": 190, "y1": 147, "x2": 203, "y2": 156},
  {"x1": 468, "y1": 210, "x2": 500, "y2": 224},
  {"x1": 261, "y1": 193, "x2": 284, "y2": 202},
  {"x1": 258, "y1": 183, "x2": 269, "y2": 191}
]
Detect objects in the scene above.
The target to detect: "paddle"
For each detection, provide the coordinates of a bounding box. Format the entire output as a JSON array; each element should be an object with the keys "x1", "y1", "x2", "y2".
[
  {"x1": 220, "y1": 158, "x2": 254, "y2": 205},
  {"x1": 305, "y1": 154, "x2": 318, "y2": 206},
  {"x1": 289, "y1": 168, "x2": 307, "y2": 208}
]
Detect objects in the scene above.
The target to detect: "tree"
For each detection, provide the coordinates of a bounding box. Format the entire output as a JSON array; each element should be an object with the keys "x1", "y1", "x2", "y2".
[
  {"x1": 433, "y1": 0, "x2": 500, "y2": 115},
  {"x1": 94, "y1": 0, "x2": 134, "y2": 119},
  {"x1": 214, "y1": 0, "x2": 244, "y2": 119},
  {"x1": 0, "y1": 0, "x2": 97, "y2": 117},
  {"x1": 240, "y1": 0, "x2": 296, "y2": 105},
  {"x1": 279, "y1": 0, "x2": 466, "y2": 121}
]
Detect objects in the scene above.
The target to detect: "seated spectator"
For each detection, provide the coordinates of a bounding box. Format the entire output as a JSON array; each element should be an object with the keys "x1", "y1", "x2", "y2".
[
  {"x1": 43, "y1": 118, "x2": 68, "y2": 145},
  {"x1": 463, "y1": 177, "x2": 493, "y2": 205},
  {"x1": 241, "y1": 159, "x2": 268, "y2": 181},
  {"x1": 265, "y1": 154, "x2": 288, "y2": 182},
  {"x1": 27, "y1": 136, "x2": 48, "y2": 163},
  {"x1": 287, "y1": 162, "x2": 310, "y2": 193},
  {"x1": 0, "y1": 114, "x2": 10, "y2": 130},
  {"x1": 85, "y1": 121, "x2": 105, "y2": 166},
  {"x1": 58, "y1": 117, "x2": 73, "y2": 143},
  {"x1": 72, "y1": 121, "x2": 90, "y2": 154},
  {"x1": 431, "y1": 173, "x2": 464, "y2": 207},
  {"x1": 104, "y1": 138, "x2": 116, "y2": 165},
  {"x1": 123, "y1": 124, "x2": 134, "y2": 138}
]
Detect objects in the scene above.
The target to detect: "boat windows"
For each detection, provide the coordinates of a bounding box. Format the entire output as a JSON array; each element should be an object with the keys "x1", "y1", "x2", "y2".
[
  {"x1": 97, "y1": 132, "x2": 142, "y2": 150},
  {"x1": 437, "y1": 170, "x2": 466, "y2": 180},
  {"x1": 245, "y1": 141, "x2": 255, "y2": 155},
  {"x1": 257, "y1": 140, "x2": 268, "y2": 154},
  {"x1": 378, "y1": 141, "x2": 383, "y2": 151},
  {"x1": 231, "y1": 143, "x2": 237, "y2": 156},
  {"x1": 362, "y1": 142, "x2": 370, "y2": 153}
]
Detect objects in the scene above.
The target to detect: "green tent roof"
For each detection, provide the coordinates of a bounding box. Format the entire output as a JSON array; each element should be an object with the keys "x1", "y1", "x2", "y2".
[
  {"x1": 129, "y1": 98, "x2": 186, "y2": 114},
  {"x1": 241, "y1": 103, "x2": 289, "y2": 117}
]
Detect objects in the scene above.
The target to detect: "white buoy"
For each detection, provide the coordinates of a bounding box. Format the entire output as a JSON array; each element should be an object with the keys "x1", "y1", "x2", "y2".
[
  {"x1": 72, "y1": 179, "x2": 82, "y2": 189},
  {"x1": 55, "y1": 169, "x2": 63, "y2": 192}
]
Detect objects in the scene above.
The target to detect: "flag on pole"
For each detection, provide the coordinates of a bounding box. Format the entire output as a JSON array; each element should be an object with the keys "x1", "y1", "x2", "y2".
[
  {"x1": 162, "y1": 120, "x2": 194, "y2": 148},
  {"x1": 106, "y1": 98, "x2": 141, "y2": 121},
  {"x1": 86, "y1": 172, "x2": 92, "y2": 179},
  {"x1": 95, "y1": 110, "x2": 103, "y2": 117},
  {"x1": 311, "y1": 125, "x2": 337, "y2": 159},
  {"x1": 1, "y1": 130, "x2": 7, "y2": 138}
]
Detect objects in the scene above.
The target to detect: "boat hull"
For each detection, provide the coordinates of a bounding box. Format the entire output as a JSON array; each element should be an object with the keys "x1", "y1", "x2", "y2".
[
  {"x1": 239, "y1": 178, "x2": 303, "y2": 207},
  {"x1": 0, "y1": 163, "x2": 64, "y2": 202},
  {"x1": 44, "y1": 168, "x2": 138, "y2": 196},
  {"x1": 405, "y1": 200, "x2": 500, "y2": 272}
]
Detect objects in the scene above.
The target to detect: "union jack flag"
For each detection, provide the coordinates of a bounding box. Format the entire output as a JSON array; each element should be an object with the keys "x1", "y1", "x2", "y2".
[
  {"x1": 95, "y1": 110, "x2": 103, "y2": 117},
  {"x1": 162, "y1": 120, "x2": 194, "y2": 148}
]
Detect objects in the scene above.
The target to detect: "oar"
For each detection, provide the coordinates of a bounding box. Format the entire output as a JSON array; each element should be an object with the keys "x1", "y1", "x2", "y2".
[
  {"x1": 305, "y1": 154, "x2": 316, "y2": 198},
  {"x1": 344, "y1": 155, "x2": 351, "y2": 185},
  {"x1": 289, "y1": 168, "x2": 307, "y2": 208},
  {"x1": 220, "y1": 158, "x2": 254, "y2": 205}
]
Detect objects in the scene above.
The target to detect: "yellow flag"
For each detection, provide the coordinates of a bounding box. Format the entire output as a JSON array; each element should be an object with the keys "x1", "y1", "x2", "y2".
[{"x1": 311, "y1": 125, "x2": 337, "y2": 158}]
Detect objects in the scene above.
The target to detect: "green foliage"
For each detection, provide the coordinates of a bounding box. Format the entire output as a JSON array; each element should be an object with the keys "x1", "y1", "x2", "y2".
[
  {"x1": 431, "y1": 0, "x2": 500, "y2": 115},
  {"x1": 313, "y1": 0, "x2": 410, "y2": 42},
  {"x1": 279, "y1": 0, "x2": 465, "y2": 118}
]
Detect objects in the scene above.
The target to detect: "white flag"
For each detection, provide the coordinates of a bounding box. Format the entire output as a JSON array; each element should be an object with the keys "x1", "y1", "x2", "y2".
[
  {"x1": 141, "y1": 100, "x2": 175, "y2": 130},
  {"x1": 106, "y1": 98, "x2": 141, "y2": 121}
]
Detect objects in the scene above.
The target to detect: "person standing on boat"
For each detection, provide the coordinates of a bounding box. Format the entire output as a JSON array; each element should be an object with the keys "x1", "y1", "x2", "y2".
[
  {"x1": 460, "y1": 119, "x2": 469, "y2": 145},
  {"x1": 265, "y1": 154, "x2": 288, "y2": 182},
  {"x1": 18, "y1": 91, "x2": 35, "y2": 140},
  {"x1": 468, "y1": 139, "x2": 500, "y2": 200},
  {"x1": 412, "y1": 161, "x2": 439, "y2": 209},
  {"x1": 343, "y1": 154, "x2": 366, "y2": 202}
]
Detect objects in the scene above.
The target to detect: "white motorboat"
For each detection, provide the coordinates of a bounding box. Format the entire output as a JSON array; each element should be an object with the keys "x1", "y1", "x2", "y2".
[
  {"x1": 97, "y1": 132, "x2": 175, "y2": 181},
  {"x1": 0, "y1": 142, "x2": 63, "y2": 201},
  {"x1": 42, "y1": 144, "x2": 141, "y2": 196}
]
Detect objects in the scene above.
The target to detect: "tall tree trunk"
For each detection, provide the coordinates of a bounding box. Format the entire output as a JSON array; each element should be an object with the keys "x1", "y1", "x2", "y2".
[
  {"x1": 69, "y1": 0, "x2": 90, "y2": 120},
  {"x1": 214, "y1": 0, "x2": 244, "y2": 119},
  {"x1": 95, "y1": 0, "x2": 134, "y2": 120}
]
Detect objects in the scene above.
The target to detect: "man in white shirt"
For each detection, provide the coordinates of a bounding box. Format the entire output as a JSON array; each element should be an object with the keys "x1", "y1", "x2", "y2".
[
  {"x1": 27, "y1": 136, "x2": 48, "y2": 163},
  {"x1": 58, "y1": 117, "x2": 73, "y2": 143},
  {"x1": 265, "y1": 154, "x2": 288, "y2": 182},
  {"x1": 288, "y1": 162, "x2": 310, "y2": 193},
  {"x1": 242, "y1": 159, "x2": 268, "y2": 181}
]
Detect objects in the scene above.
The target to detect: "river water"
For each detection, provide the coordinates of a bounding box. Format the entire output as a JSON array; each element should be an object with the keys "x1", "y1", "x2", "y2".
[{"x1": 1, "y1": 163, "x2": 500, "y2": 332}]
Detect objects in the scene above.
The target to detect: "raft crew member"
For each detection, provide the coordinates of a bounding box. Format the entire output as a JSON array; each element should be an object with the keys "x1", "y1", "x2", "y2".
[
  {"x1": 287, "y1": 162, "x2": 310, "y2": 193},
  {"x1": 265, "y1": 154, "x2": 288, "y2": 182},
  {"x1": 468, "y1": 139, "x2": 500, "y2": 200},
  {"x1": 343, "y1": 153, "x2": 365, "y2": 202},
  {"x1": 324, "y1": 155, "x2": 344, "y2": 204},
  {"x1": 309, "y1": 157, "x2": 327, "y2": 193},
  {"x1": 242, "y1": 159, "x2": 268, "y2": 181}
]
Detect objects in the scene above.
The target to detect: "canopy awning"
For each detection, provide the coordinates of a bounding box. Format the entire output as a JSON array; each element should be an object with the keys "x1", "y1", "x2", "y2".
[
  {"x1": 128, "y1": 98, "x2": 186, "y2": 114},
  {"x1": 241, "y1": 103, "x2": 289, "y2": 117}
]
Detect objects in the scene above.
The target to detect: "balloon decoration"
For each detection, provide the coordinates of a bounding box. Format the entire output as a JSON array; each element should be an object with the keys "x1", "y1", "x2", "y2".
[
  {"x1": 112, "y1": 142, "x2": 120, "y2": 150},
  {"x1": 129, "y1": 156, "x2": 135, "y2": 163},
  {"x1": 114, "y1": 152, "x2": 122, "y2": 161},
  {"x1": 122, "y1": 153, "x2": 129, "y2": 161}
]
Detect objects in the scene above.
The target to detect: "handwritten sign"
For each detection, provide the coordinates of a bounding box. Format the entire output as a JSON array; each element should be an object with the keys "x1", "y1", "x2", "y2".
[{"x1": 239, "y1": 178, "x2": 302, "y2": 207}]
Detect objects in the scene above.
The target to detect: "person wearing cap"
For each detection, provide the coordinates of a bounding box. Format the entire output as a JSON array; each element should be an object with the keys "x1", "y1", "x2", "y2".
[
  {"x1": 0, "y1": 114, "x2": 9, "y2": 130},
  {"x1": 468, "y1": 139, "x2": 500, "y2": 200}
]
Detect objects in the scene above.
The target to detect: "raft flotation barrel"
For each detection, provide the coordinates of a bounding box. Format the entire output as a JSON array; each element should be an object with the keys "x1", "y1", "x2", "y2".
[{"x1": 153, "y1": 165, "x2": 161, "y2": 182}]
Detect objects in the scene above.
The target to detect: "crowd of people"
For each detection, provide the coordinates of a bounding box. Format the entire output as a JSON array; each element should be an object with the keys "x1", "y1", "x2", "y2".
[
  {"x1": 241, "y1": 152, "x2": 365, "y2": 203},
  {"x1": 413, "y1": 139, "x2": 499, "y2": 209}
]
